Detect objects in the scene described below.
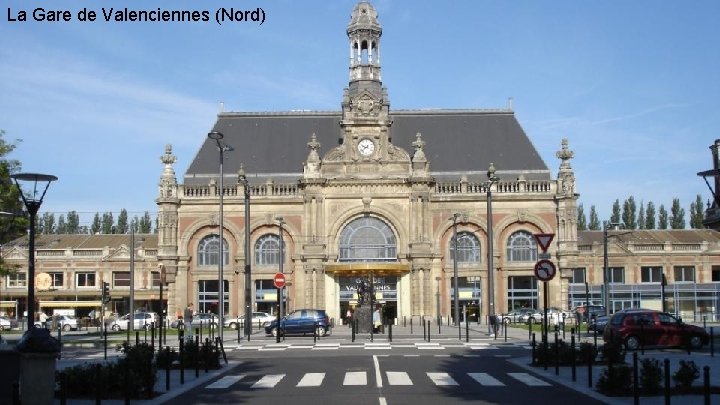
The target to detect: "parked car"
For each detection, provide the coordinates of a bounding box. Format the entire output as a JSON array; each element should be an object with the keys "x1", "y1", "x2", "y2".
[
  {"x1": 501, "y1": 308, "x2": 535, "y2": 324},
  {"x1": 0, "y1": 316, "x2": 18, "y2": 331},
  {"x1": 603, "y1": 309, "x2": 710, "y2": 350},
  {"x1": 110, "y1": 312, "x2": 158, "y2": 331},
  {"x1": 170, "y1": 313, "x2": 220, "y2": 329},
  {"x1": 574, "y1": 305, "x2": 607, "y2": 323},
  {"x1": 224, "y1": 312, "x2": 275, "y2": 330},
  {"x1": 264, "y1": 309, "x2": 331, "y2": 337},
  {"x1": 35, "y1": 314, "x2": 79, "y2": 331},
  {"x1": 521, "y1": 308, "x2": 570, "y2": 325},
  {"x1": 588, "y1": 314, "x2": 609, "y2": 333}
]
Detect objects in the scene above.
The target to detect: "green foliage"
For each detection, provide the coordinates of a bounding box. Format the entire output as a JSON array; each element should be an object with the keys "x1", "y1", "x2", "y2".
[
  {"x1": 139, "y1": 211, "x2": 153, "y2": 233},
  {"x1": 637, "y1": 202, "x2": 645, "y2": 229},
  {"x1": 611, "y1": 199, "x2": 621, "y2": 224},
  {"x1": 670, "y1": 198, "x2": 686, "y2": 229},
  {"x1": 672, "y1": 360, "x2": 699, "y2": 391},
  {"x1": 600, "y1": 341, "x2": 625, "y2": 364},
  {"x1": 658, "y1": 204, "x2": 668, "y2": 229},
  {"x1": 645, "y1": 201, "x2": 656, "y2": 229},
  {"x1": 117, "y1": 209, "x2": 129, "y2": 234},
  {"x1": 577, "y1": 203, "x2": 587, "y2": 231},
  {"x1": 690, "y1": 195, "x2": 704, "y2": 229},
  {"x1": 91, "y1": 213, "x2": 101, "y2": 234},
  {"x1": 622, "y1": 196, "x2": 637, "y2": 229},
  {"x1": 596, "y1": 364, "x2": 633, "y2": 395},
  {"x1": 639, "y1": 358, "x2": 663, "y2": 395},
  {"x1": 101, "y1": 212, "x2": 114, "y2": 234},
  {"x1": 589, "y1": 205, "x2": 600, "y2": 230},
  {"x1": 533, "y1": 340, "x2": 597, "y2": 365}
]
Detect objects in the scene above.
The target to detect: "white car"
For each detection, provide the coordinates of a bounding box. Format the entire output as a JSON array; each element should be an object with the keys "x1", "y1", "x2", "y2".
[
  {"x1": 110, "y1": 312, "x2": 158, "y2": 331},
  {"x1": 0, "y1": 316, "x2": 18, "y2": 331},
  {"x1": 35, "y1": 315, "x2": 79, "y2": 331},
  {"x1": 224, "y1": 312, "x2": 275, "y2": 329}
]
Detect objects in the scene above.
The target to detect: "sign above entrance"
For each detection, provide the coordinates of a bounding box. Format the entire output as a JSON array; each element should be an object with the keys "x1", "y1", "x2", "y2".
[
  {"x1": 534, "y1": 259, "x2": 557, "y2": 282},
  {"x1": 273, "y1": 273, "x2": 286, "y2": 289},
  {"x1": 533, "y1": 233, "x2": 555, "y2": 253}
]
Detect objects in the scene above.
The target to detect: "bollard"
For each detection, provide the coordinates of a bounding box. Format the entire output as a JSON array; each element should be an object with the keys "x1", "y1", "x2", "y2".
[
  {"x1": 423, "y1": 319, "x2": 426, "y2": 341},
  {"x1": 703, "y1": 315, "x2": 707, "y2": 329},
  {"x1": 95, "y1": 363, "x2": 102, "y2": 405},
  {"x1": 237, "y1": 322, "x2": 241, "y2": 344},
  {"x1": 104, "y1": 327, "x2": 108, "y2": 360},
  {"x1": 136, "y1": 331, "x2": 140, "y2": 346},
  {"x1": 58, "y1": 326, "x2": 62, "y2": 360},
  {"x1": 571, "y1": 333, "x2": 576, "y2": 382},
  {"x1": 427, "y1": 320, "x2": 431, "y2": 343},
  {"x1": 151, "y1": 323, "x2": 155, "y2": 348},
  {"x1": 351, "y1": 318, "x2": 356, "y2": 342},
  {"x1": 664, "y1": 358, "x2": 670, "y2": 405},
  {"x1": 554, "y1": 332, "x2": 559, "y2": 375},
  {"x1": 504, "y1": 321, "x2": 507, "y2": 342},
  {"x1": 314, "y1": 321, "x2": 318, "y2": 344},
  {"x1": 388, "y1": 323, "x2": 393, "y2": 342},
  {"x1": 529, "y1": 318, "x2": 533, "y2": 341},
  {"x1": 195, "y1": 336, "x2": 200, "y2": 378},
  {"x1": 587, "y1": 340, "x2": 593, "y2": 388},
  {"x1": 438, "y1": 318, "x2": 441, "y2": 335},
  {"x1": 59, "y1": 371, "x2": 67, "y2": 405},
  {"x1": 144, "y1": 325, "x2": 148, "y2": 343},
  {"x1": 204, "y1": 338, "x2": 210, "y2": 373},
  {"x1": 410, "y1": 317, "x2": 413, "y2": 334},
  {"x1": 403, "y1": 316, "x2": 406, "y2": 328},
  {"x1": 531, "y1": 333, "x2": 536, "y2": 365},
  {"x1": 466, "y1": 318, "x2": 470, "y2": 343},
  {"x1": 217, "y1": 336, "x2": 227, "y2": 364},
  {"x1": 633, "y1": 352, "x2": 639, "y2": 405},
  {"x1": 710, "y1": 327, "x2": 714, "y2": 357},
  {"x1": 703, "y1": 366, "x2": 710, "y2": 405},
  {"x1": 165, "y1": 346, "x2": 171, "y2": 391},
  {"x1": 179, "y1": 337, "x2": 185, "y2": 385}
]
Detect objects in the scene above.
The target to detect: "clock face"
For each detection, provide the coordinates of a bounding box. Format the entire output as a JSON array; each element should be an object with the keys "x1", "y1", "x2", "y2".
[{"x1": 358, "y1": 138, "x2": 375, "y2": 156}]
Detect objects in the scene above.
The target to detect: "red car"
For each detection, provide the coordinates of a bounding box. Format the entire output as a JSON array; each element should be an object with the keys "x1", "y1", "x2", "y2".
[{"x1": 603, "y1": 309, "x2": 709, "y2": 350}]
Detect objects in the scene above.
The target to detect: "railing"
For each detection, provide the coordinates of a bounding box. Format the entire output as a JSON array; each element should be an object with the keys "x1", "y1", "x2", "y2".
[
  {"x1": 672, "y1": 244, "x2": 702, "y2": 251},
  {"x1": 182, "y1": 183, "x2": 299, "y2": 198},
  {"x1": 633, "y1": 244, "x2": 664, "y2": 251},
  {"x1": 434, "y1": 180, "x2": 553, "y2": 194},
  {"x1": 36, "y1": 250, "x2": 64, "y2": 257},
  {"x1": 72, "y1": 250, "x2": 103, "y2": 257}
]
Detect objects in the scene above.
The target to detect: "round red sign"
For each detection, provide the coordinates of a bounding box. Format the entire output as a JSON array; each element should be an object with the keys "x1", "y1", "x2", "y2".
[{"x1": 273, "y1": 273, "x2": 286, "y2": 288}]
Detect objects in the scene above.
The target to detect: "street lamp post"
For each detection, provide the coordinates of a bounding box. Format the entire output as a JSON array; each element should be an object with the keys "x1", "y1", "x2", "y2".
[
  {"x1": 208, "y1": 131, "x2": 233, "y2": 343},
  {"x1": 238, "y1": 165, "x2": 252, "y2": 341},
  {"x1": 486, "y1": 163, "x2": 499, "y2": 330},
  {"x1": 450, "y1": 213, "x2": 460, "y2": 339},
  {"x1": 602, "y1": 221, "x2": 621, "y2": 312},
  {"x1": 11, "y1": 173, "x2": 57, "y2": 330}
]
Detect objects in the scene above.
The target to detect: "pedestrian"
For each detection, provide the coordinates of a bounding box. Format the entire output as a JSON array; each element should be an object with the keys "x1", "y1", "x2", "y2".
[
  {"x1": 38, "y1": 311, "x2": 48, "y2": 328},
  {"x1": 346, "y1": 308, "x2": 352, "y2": 326},
  {"x1": 184, "y1": 303, "x2": 194, "y2": 340},
  {"x1": 372, "y1": 306, "x2": 381, "y2": 333}
]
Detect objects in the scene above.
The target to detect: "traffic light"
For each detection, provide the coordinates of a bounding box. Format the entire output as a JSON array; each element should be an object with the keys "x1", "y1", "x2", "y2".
[{"x1": 102, "y1": 282, "x2": 110, "y2": 303}]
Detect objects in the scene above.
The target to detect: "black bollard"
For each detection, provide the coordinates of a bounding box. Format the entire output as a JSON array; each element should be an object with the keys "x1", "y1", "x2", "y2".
[
  {"x1": 410, "y1": 317, "x2": 413, "y2": 334},
  {"x1": 466, "y1": 318, "x2": 470, "y2": 343},
  {"x1": 504, "y1": 321, "x2": 507, "y2": 342},
  {"x1": 314, "y1": 321, "x2": 318, "y2": 344},
  {"x1": 351, "y1": 318, "x2": 356, "y2": 342},
  {"x1": 571, "y1": 333, "x2": 576, "y2": 382},
  {"x1": 95, "y1": 363, "x2": 102, "y2": 405},
  {"x1": 633, "y1": 352, "x2": 639, "y2": 405},
  {"x1": 703, "y1": 366, "x2": 710, "y2": 405},
  {"x1": 179, "y1": 337, "x2": 185, "y2": 385},
  {"x1": 136, "y1": 331, "x2": 140, "y2": 346},
  {"x1": 237, "y1": 322, "x2": 241, "y2": 344},
  {"x1": 204, "y1": 338, "x2": 210, "y2": 373},
  {"x1": 195, "y1": 336, "x2": 200, "y2": 378},
  {"x1": 165, "y1": 346, "x2": 171, "y2": 391},
  {"x1": 664, "y1": 359, "x2": 670, "y2": 405},
  {"x1": 427, "y1": 320, "x2": 431, "y2": 343},
  {"x1": 587, "y1": 341, "x2": 593, "y2": 388},
  {"x1": 403, "y1": 316, "x2": 406, "y2": 328},
  {"x1": 710, "y1": 327, "x2": 714, "y2": 357},
  {"x1": 531, "y1": 333, "x2": 536, "y2": 366},
  {"x1": 423, "y1": 318, "x2": 426, "y2": 341},
  {"x1": 144, "y1": 325, "x2": 148, "y2": 343},
  {"x1": 529, "y1": 318, "x2": 533, "y2": 341},
  {"x1": 58, "y1": 326, "x2": 62, "y2": 360},
  {"x1": 388, "y1": 323, "x2": 392, "y2": 342},
  {"x1": 104, "y1": 327, "x2": 108, "y2": 360},
  {"x1": 151, "y1": 323, "x2": 155, "y2": 348},
  {"x1": 703, "y1": 315, "x2": 707, "y2": 329},
  {"x1": 554, "y1": 332, "x2": 559, "y2": 375}
]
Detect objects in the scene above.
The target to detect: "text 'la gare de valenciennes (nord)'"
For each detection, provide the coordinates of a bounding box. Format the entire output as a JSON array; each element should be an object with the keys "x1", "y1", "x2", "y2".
[{"x1": 6, "y1": 4, "x2": 266, "y2": 25}]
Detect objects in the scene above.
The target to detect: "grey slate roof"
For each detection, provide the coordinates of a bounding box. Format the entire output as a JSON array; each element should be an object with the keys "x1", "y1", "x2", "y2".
[{"x1": 184, "y1": 109, "x2": 550, "y2": 184}]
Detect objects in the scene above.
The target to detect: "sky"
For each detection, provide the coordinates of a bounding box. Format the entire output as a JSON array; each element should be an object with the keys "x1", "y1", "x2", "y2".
[{"x1": 1, "y1": 0, "x2": 718, "y2": 227}]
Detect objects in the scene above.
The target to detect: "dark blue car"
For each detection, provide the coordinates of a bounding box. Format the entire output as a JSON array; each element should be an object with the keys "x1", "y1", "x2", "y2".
[{"x1": 264, "y1": 309, "x2": 331, "y2": 337}]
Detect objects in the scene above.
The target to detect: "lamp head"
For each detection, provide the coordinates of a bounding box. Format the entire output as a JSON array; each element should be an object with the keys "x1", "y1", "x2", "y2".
[
  {"x1": 208, "y1": 131, "x2": 224, "y2": 140},
  {"x1": 11, "y1": 172, "x2": 58, "y2": 214},
  {"x1": 487, "y1": 163, "x2": 499, "y2": 182},
  {"x1": 237, "y1": 164, "x2": 246, "y2": 183}
]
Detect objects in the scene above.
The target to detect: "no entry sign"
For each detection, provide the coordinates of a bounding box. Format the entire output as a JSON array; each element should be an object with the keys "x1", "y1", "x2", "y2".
[{"x1": 273, "y1": 273, "x2": 286, "y2": 289}]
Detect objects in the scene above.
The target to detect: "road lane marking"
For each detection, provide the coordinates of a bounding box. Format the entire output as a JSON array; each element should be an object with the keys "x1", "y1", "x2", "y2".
[
  {"x1": 206, "y1": 375, "x2": 245, "y2": 389},
  {"x1": 507, "y1": 373, "x2": 551, "y2": 386},
  {"x1": 251, "y1": 374, "x2": 286, "y2": 389},
  {"x1": 373, "y1": 355, "x2": 383, "y2": 387},
  {"x1": 344, "y1": 371, "x2": 368, "y2": 386},
  {"x1": 297, "y1": 373, "x2": 325, "y2": 387},
  {"x1": 386, "y1": 371, "x2": 412, "y2": 385},
  {"x1": 427, "y1": 372, "x2": 458, "y2": 386},
  {"x1": 468, "y1": 373, "x2": 505, "y2": 386},
  {"x1": 379, "y1": 397, "x2": 388, "y2": 405}
]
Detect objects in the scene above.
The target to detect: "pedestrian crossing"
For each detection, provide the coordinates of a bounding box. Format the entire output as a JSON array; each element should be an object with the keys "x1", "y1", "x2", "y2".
[
  {"x1": 204, "y1": 370, "x2": 552, "y2": 390},
  {"x1": 232, "y1": 341, "x2": 531, "y2": 351}
]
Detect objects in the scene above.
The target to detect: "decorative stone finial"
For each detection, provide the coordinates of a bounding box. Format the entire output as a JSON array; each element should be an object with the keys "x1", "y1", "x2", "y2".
[
  {"x1": 307, "y1": 133, "x2": 321, "y2": 162},
  {"x1": 411, "y1": 132, "x2": 426, "y2": 161},
  {"x1": 556, "y1": 138, "x2": 574, "y2": 170}
]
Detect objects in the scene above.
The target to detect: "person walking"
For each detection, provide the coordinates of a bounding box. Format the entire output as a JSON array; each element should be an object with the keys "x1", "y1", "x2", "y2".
[{"x1": 183, "y1": 303, "x2": 194, "y2": 340}]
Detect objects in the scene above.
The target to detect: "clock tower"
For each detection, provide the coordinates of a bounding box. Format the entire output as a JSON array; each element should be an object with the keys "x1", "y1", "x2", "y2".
[{"x1": 321, "y1": 1, "x2": 410, "y2": 176}]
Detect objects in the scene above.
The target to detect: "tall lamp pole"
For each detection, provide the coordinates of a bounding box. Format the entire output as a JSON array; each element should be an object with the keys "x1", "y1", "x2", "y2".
[
  {"x1": 11, "y1": 173, "x2": 57, "y2": 330},
  {"x1": 238, "y1": 165, "x2": 252, "y2": 341},
  {"x1": 450, "y1": 213, "x2": 460, "y2": 338},
  {"x1": 208, "y1": 131, "x2": 233, "y2": 343},
  {"x1": 486, "y1": 163, "x2": 499, "y2": 327}
]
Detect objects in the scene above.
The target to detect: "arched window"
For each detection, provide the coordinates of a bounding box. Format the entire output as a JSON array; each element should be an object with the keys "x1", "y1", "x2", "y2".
[
  {"x1": 255, "y1": 234, "x2": 283, "y2": 266},
  {"x1": 449, "y1": 232, "x2": 480, "y2": 263},
  {"x1": 197, "y1": 235, "x2": 229, "y2": 266},
  {"x1": 339, "y1": 217, "x2": 397, "y2": 262},
  {"x1": 506, "y1": 231, "x2": 537, "y2": 262}
]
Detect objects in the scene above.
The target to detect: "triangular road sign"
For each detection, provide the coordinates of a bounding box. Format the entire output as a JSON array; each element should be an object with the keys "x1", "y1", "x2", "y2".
[{"x1": 534, "y1": 233, "x2": 555, "y2": 253}]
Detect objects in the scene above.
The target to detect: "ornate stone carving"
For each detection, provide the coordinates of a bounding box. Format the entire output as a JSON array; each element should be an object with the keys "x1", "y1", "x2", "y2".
[
  {"x1": 307, "y1": 133, "x2": 321, "y2": 162},
  {"x1": 323, "y1": 146, "x2": 346, "y2": 162}
]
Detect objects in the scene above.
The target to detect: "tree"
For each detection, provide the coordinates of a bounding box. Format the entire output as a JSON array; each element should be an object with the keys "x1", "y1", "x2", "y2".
[
  {"x1": 66, "y1": 211, "x2": 80, "y2": 234},
  {"x1": 0, "y1": 129, "x2": 26, "y2": 277},
  {"x1": 637, "y1": 202, "x2": 646, "y2": 230},
  {"x1": 689, "y1": 195, "x2": 704, "y2": 229},
  {"x1": 41, "y1": 212, "x2": 56, "y2": 234},
  {"x1": 139, "y1": 211, "x2": 152, "y2": 233},
  {"x1": 101, "y1": 212, "x2": 114, "y2": 234},
  {"x1": 658, "y1": 204, "x2": 668, "y2": 229},
  {"x1": 622, "y1": 196, "x2": 637, "y2": 230},
  {"x1": 117, "y1": 209, "x2": 129, "y2": 234},
  {"x1": 670, "y1": 198, "x2": 686, "y2": 229},
  {"x1": 589, "y1": 205, "x2": 601, "y2": 230},
  {"x1": 56, "y1": 214, "x2": 67, "y2": 234},
  {"x1": 645, "y1": 201, "x2": 656, "y2": 229},
  {"x1": 610, "y1": 199, "x2": 621, "y2": 224},
  {"x1": 91, "y1": 213, "x2": 101, "y2": 234},
  {"x1": 577, "y1": 203, "x2": 587, "y2": 231}
]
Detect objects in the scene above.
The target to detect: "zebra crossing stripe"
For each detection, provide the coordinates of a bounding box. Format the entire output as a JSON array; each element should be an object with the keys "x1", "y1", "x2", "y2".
[
  {"x1": 297, "y1": 373, "x2": 325, "y2": 387},
  {"x1": 252, "y1": 374, "x2": 286, "y2": 389},
  {"x1": 426, "y1": 372, "x2": 458, "y2": 386},
  {"x1": 386, "y1": 371, "x2": 412, "y2": 385},
  {"x1": 507, "y1": 373, "x2": 551, "y2": 386},
  {"x1": 468, "y1": 373, "x2": 505, "y2": 386},
  {"x1": 206, "y1": 375, "x2": 246, "y2": 389},
  {"x1": 343, "y1": 371, "x2": 367, "y2": 386}
]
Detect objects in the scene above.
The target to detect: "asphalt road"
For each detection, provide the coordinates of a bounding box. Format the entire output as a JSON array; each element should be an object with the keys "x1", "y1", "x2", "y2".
[{"x1": 166, "y1": 346, "x2": 607, "y2": 405}]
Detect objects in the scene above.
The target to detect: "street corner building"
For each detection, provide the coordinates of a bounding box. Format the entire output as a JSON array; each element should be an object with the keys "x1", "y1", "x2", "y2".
[{"x1": 2, "y1": 2, "x2": 720, "y2": 325}]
